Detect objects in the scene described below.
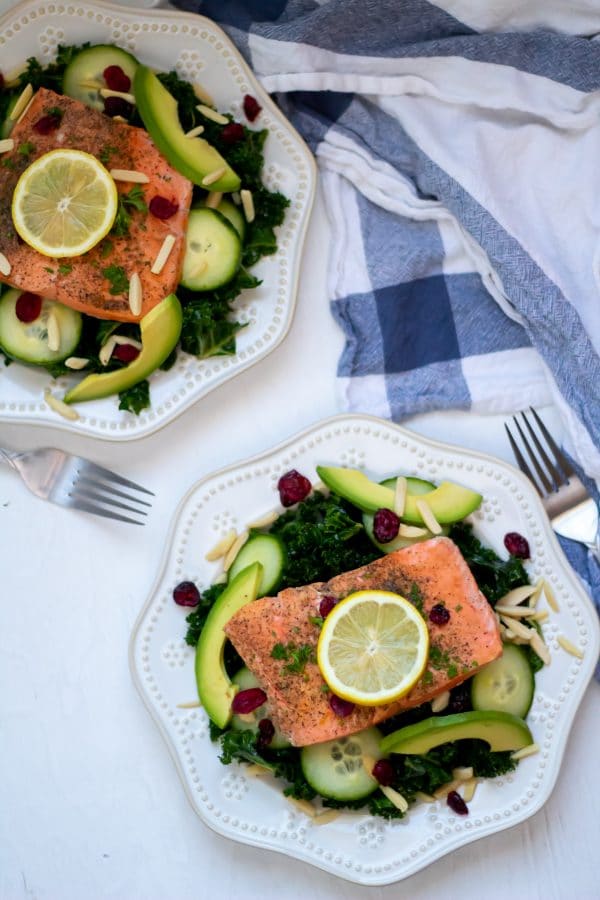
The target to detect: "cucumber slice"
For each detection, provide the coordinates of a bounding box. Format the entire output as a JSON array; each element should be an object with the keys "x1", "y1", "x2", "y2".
[
  {"x1": 363, "y1": 476, "x2": 448, "y2": 553},
  {"x1": 180, "y1": 208, "x2": 242, "y2": 291},
  {"x1": 300, "y1": 727, "x2": 383, "y2": 801},
  {"x1": 230, "y1": 667, "x2": 291, "y2": 750},
  {"x1": 471, "y1": 643, "x2": 534, "y2": 718},
  {"x1": 228, "y1": 533, "x2": 285, "y2": 597},
  {"x1": 198, "y1": 197, "x2": 246, "y2": 240},
  {"x1": 63, "y1": 44, "x2": 139, "y2": 110},
  {"x1": 0, "y1": 290, "x2": 82, "y2": 365}
]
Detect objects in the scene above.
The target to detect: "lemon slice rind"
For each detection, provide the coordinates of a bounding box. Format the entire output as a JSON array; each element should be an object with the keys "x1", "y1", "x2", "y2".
[
  {"x1": 11, "y1": 149, "x2": 118, "y2": 258},
  {"x1": 317, "y1": 590, "x2": 429, "y2": 707}
]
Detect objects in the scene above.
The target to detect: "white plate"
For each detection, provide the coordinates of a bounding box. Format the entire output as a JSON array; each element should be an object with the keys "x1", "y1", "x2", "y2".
[
  {"x1": 130, "y1": 413, "x2": 600, "y2": 885},
  {"x1": 0, "y1": 0, "x2": 316, "y2": 440}
]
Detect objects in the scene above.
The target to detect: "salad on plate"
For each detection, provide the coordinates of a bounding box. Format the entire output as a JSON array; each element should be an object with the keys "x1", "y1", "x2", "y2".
[
  {"x1": 0, "y1": 43, "x2": 289, "y2": 417},
  {"x1": 175, "y1": 462, "x2": 564, "y2": 822}
]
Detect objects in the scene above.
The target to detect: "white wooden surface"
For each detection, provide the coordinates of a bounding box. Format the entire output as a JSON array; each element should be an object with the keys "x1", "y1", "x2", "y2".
[{"x1": 0, "y1": 23, "x2": 598, "y2": 896}]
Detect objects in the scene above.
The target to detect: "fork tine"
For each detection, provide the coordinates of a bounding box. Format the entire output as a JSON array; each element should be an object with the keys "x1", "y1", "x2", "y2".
[
  {"x1": 76, "y1": 475, "x2": 152, "y2": 508},
  {"x1": 511, "y1": 415, "x2": 555, "y2": 494},
  {"x1": 528, "y1": 407, "x2": 574, "y2": 478},
  {"x1": 504, "y1": 423, "x2": 543, "y2": 495},
  {"x1": 69, "y1": 498, "x2": 146, "y2": 526},
  {"x1": 77, "y1": 460, "x2": 155, "y2": 496},
  {"x1": 71, "y1": 485, "x2": 149, "y2": 518},
  {"x1": 519, "y1": 410, "x2": 565, "y2": 490}
]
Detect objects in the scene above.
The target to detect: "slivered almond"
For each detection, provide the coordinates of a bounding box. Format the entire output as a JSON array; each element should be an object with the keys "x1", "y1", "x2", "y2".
[
  {"x1": 452, "y1": 766, "x2": 474, "y2": 781},
  {"x1": 380, "y1": 785, "x2": 409, "y2": 813},
  {"x1": 530, "y1": 632, "x2": 551, "y2": 665},
  {"x1": 244, "y1": 763, "x2": 271, "y2": 777},
  {"x1": 557, "y1": 635, "x2": 584, "y2": 659},
  {"x1": 185, "y1": 124, "x2": 205, "y2": 138},
  {"x1": 528, "y1": 581, "x2": 544, "y2": 608},
  {"x1": 393, "y1": 476, "x2": 407, "y2": 517},
  {"x1": 530, "y1": 609, "x2": 549, "y2": 623},
  {"x1": 99, "y1": 336, "x2": 117, "y2": 366},
  {"x1": 415, "y1": 791, "x2": 436, "y2": 803},
  {"x1": 288, "y1": 797, "x2": 316, "y2": 817},
  {"x1": 205, "y1": 529, "x2": 237, "y2": 561},
  {"x1": 231, "y1": 191, "x2": 241, "y2": 205},
  {"x1": 44, "y1": 390, "x2": 79, "y2": 421},
  {"x1": 0, "y1": 252, "x2": 11, "y2": 276},
  {"x1": 151, "y1": 234, "x2": 176, "y2": 275},
  {"x1": 16, "y1": 96, "x2": 35, "y2": 125},
  {"x1": 46, "y1": 310, "x2": 61, "y2": 352},
  {"x1": 223, "y1": 531, "x2": 249, "y2": 571},
  {"x1": 201, "y1": 167, "x2": 227, "y2": 187},
  {"x1": 193, "y1": 84, "x2": 215, "y2": 106},
  {"x1": 499, "y1": 615, "x2": 536, "y2": 640},
  {"x1": 0, "y1": 138, "x2": 14, "y2": 154},
  {"x1": 196, "y1": 103, "x2": 228, "y2": 125},
  {"x1": 240, "y1": 188, "x2": 255, "y2": 223},
  {"x1": 205, "y1": 191, "x2": 223, "y2": 209},
  {"x1": 541, "y1": 578, "x2": 559, "y2": 612},
  {"x1": 112, "y1": 115, "x2": 128, "y2": 123},
  {"x1": 79, "y1": 79, "x2": 103, "y2": 90},
  {"x1": 10, "y1": 83, "x2": 33, "y2": 120},
  {"x1": 433, "y1": 779, "x2": 461, "y2": 800},
  {"x1": 415, "y1": 498, "x2": 443, "y2": 535},
  {"x1": 312, "y1": 809, "x2": 342, "y2": 826},
  {"x1": 398, "y1": 523, "x2": 428, "y2": 539},
  {"x1": 497, "y1": 584, "x2": 539, "y2": 607},
  {"x1": 110, "y1": 168, "x2": 149, "y2": 184},
  {"x1": 462, "y1": 778, "x2": 478, "y2": 802},
  {"x1": 495, "y1": 605, "x2": 537, "y2": 618},
  {"x1": 114, "y1": 336, "x2": 142, "y2": 349},
  {"x1": 430, "y1": 690, "x2": 450, "y2": 713},
  {"x1": 510, "y1": 743, "x2": 540, "y2": 761},
  {"x1": 247, "y1": 509, "x2": 279, "y2": 529},
  {"x1": 128, "y1": 272, "x2": 143, "y2": 317},
  {"x1": 100, "y1": 88, "x2": 136, "y2": 103},
  {"x1": 176, "y1": 700, "x2": 202, "y2": 709},
  {"x1": 65, "y1": 357, "x2": 90, "y2": 370}
]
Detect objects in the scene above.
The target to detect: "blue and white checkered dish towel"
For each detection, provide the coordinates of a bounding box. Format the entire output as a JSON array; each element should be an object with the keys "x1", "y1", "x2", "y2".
[{"x1": 173, "y1": 0, "x2": 600, "y2": 627}]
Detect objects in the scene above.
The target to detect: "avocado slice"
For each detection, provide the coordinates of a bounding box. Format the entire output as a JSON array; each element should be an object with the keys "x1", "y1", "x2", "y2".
[
  {"x1": 64, "y1": 293, "x2": 182, "y2": 404},
  {"x1": 195, "y1": 562, "x2": 263, "y2": 728},
  {"x1": 362, "y1": 476, "x2": 449, "y2": 553},
  {"x1": 316, "y1": 465, "x2": 482, "y2": 525},
  {"x1": 380, "y1": 710, "x2": 533, "y2": 755},
  {"x1": 133, "y1": 66, "x2": 240, "y2": 192}
]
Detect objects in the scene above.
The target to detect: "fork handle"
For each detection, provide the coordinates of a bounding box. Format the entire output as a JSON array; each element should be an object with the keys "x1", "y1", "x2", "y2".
[{"x1": 0, "y1": 448, "x2": 18, "y2": 469}]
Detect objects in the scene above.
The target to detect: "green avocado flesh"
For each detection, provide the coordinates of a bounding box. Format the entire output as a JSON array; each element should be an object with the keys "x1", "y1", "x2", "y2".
[
  {"x1": 195, "y1": 562, "x2": 263, "y2": 728},
  {"x1": 64, "y1": 293, "x2": 182, "y2": 404},
  {"x1": 380, "y1": 710, "x2": 533, "y2": 755},
  {"x1": 316, "y1": 465, "x2": 482, "y2": 524},
  {"x1": 133, "y1": 65, "x2": 240, "y2": 192}
]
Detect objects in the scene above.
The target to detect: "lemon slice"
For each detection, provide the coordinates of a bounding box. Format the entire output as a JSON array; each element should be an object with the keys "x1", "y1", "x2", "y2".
[
  {"x1": 11, "y1": 149, "x2": 118, "y2": 258},
  {"x1": 317, "y1": 590, "x2": 429, "y2": 706}
]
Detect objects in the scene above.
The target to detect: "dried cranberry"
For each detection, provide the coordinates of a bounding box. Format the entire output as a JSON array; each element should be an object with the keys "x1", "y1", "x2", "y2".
[
  {"x1": 277, "y1": 469, "x2": 312, "y2": 507},
  {"x1": 243, "y1": 94, "x2": 261, "y2": 122},
  {"x1": 504, "y1": 532, "x2": 530, "y2": 559},
  {"x1": 15, "y1": 292, "x2": 42, "y2": 323},
  {"x1": 149, "y1": 195, "x2": 178, "y2": 220},
  {"x1": 429, "y1": 603, "x2": 450, "y2": 626},
  {"x1": 112, "y1": 343, "x2": 140, "y2": 363},
  {"x1": 373, "y1": 508, "x2": 400, "y2": 543},
  {"x1": 231, "y1": 687, "x2": 267, "y2": 715},
  {"x1": 172, "y1": 581, "x2": 200, "y2": 607},
  {"x1": 319, "y1": 595, "x2": 337, "y2": 618},
  {"x1": 372, "y1": 759, "x2": 395, "y2": 786},
  {"x1": 103, "y1": 65, "x2": 131, "y2": 93},
  {"x1": 447, "y1": 790, "x2": 468, "y2": 815},
  {"x1": 329, "y1": 694, "x2": 355, "y2": 717},
  {"x1": 220, "y1": 122, "x2": 245, "y2": 144},
  {"x1": 257, "y1": 718, "x2": 275, "y2": 747},
  {"x1": 103, "y1": 96, "x2": 133, "y2": 119},
  {"x1": 33, "y1": 113, "x2": 61, "y2": 135}
]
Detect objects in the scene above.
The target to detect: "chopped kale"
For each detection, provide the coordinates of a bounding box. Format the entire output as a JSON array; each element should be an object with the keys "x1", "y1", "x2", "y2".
[
  {"x1": 118, "y1": 380, "x2": 150, "y2": 414},
  {"x1": 20, "y1": 43, "x2": 91, "y2": 92},
  {"x1": 449, "y1": 521, "x2": 529, "y2": 605}
]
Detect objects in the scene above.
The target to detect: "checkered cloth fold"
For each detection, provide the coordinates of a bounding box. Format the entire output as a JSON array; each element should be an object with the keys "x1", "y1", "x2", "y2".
[{"x1": 173, "y1": 0, "x2": 600, "y2": 635}]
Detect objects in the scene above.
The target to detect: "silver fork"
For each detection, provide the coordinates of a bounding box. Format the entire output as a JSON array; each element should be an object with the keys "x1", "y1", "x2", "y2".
[
  {"x1": 505, "y1": 408, "x2": 599, "y2": 561},
  {"x1": 0, "y1": 446, "x2": 153, "y2": 525}
]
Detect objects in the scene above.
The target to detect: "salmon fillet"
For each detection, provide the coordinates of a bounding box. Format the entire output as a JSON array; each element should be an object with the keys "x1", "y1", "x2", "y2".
[
  {"x1": 224, "y1": 537, "x2": 502, "y2": 746},
  {"x1": 0, "y1": 88, "x2": 192, "y2": 321}
]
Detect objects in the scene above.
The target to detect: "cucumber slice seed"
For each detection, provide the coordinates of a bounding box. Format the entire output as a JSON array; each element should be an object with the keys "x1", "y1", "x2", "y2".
[
  {"x1": 471, "y1": 643, "x2": 535, "y2": 719},
  {"x1": 300, "y1": 727, "x2": 383, "y2": 801}
]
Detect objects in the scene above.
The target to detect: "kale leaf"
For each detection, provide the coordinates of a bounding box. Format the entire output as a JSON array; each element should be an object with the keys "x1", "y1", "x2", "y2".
[
  {"x1": 448, "y1": 521, "x2": 529, "y2": 605},
  {"x1": 118, "y1": 380, "x2": 150, "y2": 414}
]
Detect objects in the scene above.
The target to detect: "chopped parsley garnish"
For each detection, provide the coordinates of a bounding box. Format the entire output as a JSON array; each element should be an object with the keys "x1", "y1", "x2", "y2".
[
  {"x1": 58, "y1": 263, "x2": 72, "y2": 275},
  {"x1": 102, "y1": 264, "x2": 129, "y2": 296},
  {"x1": 17, "y1": 141, "x2": 36, "y2": 157},
  {"x1": 270, "y1": 641, "x2": 314, "y2": 674},
  {"x1": 111, "y1": 184, "x2": 148, "y2": 237},
  {"x1": 98, "y1": 145, "x2": 118, "y2": 165}
]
